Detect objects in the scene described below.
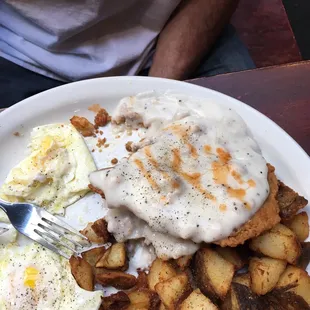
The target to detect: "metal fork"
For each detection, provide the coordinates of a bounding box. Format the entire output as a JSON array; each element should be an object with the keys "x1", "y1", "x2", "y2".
[{"x1": 0, "y1": 198, "x2": 91, "y2": 259}]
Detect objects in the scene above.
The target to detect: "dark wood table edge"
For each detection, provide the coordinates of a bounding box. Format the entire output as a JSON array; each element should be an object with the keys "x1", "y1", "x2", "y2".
[{"x1": 188, "y1": 60, "x2": 310, "y2": 85}]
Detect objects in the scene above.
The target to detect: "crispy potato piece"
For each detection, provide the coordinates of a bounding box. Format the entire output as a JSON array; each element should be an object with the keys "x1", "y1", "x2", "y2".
[
  {"x1": 70, "y1": 115, "x2": 95, "y2": 137},
  {"x1": 265, "y1": 288, "x2": 310, "y2": 309},
  {"x1": 80, "y1": 222, "x2": 101, "y2": 242},
  {"x1": 127, "y1": 290, "x2": 152, "y2": 305},
  {"x1": 96, "y1": 242, "x2": 127, "y2": 270},
  {"x1": 249, "y1": 257, "x2": 287, "y2": 295},
  {"x1": 184, "y1": 268, "x2": 196, "y2": 290},
  {"x1": 249, "y1": 223, "x2": 302, "y2": 264},
  {"x1": 126, "y1": 270, "x2": 149, "y2": 293},
  {"x1": 220, "y1": 289, "x2": 236, "y2": 310},
  {"x1": 284, "y1": 211, "x2": 309, "y2": 242},
  {"x1": 194, "y1": 247, "x2": 235, "y2": 300},
  {"x1": 80, "y1": 218, "x2": 110, "y2": 244},
  {"x1": 148, "y1": 258, "x2": 177, "y2": 291},
  {"x1": 175, "y1": 255, "x2": 193, "y2": 271},
  {"x1": 277, "y1": 181, "x2": 308, "y2": 220},
  {"x1": 96, "y1": 271, "x2": 137, "y2": 289},
  {"x1": 125, "y1": 141, "x2": 134, "y2": 152},
  {"x1": 127, "y1": 289, "x2": 160, "y2": 310},
  {"x1": 101, "y1": 291, "x2": 130, "y2": 310},
  {"x1": 159, "y1": 303, "x2": 167, "y2": 310},
  {"x1": 126, "y1": 304, "x2": 148, "y2": 310},
  {"x1": 221, "y1": 282, "x2": 259, "y2": 310},
  {"x1": 81, "y1": 246, "x2": 107, "y2": 267},
  {"x1": 223, "y1": 283, "x2": 310, "y2": 310},
  {"x1": 275, "y1": 265, "x2": 310, "y2": 305},
  {"x1": 94, "y1": 108, "x2": 111, "y2": 128},
  {"x1": 215, "y1": 247, "x2": 245, "y2": 271},
  {"x1": 298, "y1": 242, "x2": 310, "y2": 270},
  {"x1": 180, "y1": 289, "x2": 219, "y2": 310},
  {"x1": 135, "y1": 270, "x2": 149, "y2": 289},
  {"x1": 69, "y1": 256, "x2": 94, "y2": 291},
  {"x1": 232, "y1": 273, "x2": 251, "y2": 287},
  {"x1": 91, "y1": 218, "x2": 111, "y2": 241},
  {"x1": 223, "y1": 272, "x2": 310, "y2": 310},
  {"x1": 93, "y1": 266, "x2": 108, "y2": 276},
  {"x1": 155, "y1": 273, "x2": 191, "y2": 310}
]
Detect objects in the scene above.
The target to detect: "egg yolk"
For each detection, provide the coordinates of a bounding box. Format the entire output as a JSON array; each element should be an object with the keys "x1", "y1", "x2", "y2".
[{"x1": 24, "y1": 267, "x2": 39, "y2": 289}]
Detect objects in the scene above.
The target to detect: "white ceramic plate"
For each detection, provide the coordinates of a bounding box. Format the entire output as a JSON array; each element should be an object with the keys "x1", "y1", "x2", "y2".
[{"x1": 0, "y1": 76, "x2": 309, "y2": 264}]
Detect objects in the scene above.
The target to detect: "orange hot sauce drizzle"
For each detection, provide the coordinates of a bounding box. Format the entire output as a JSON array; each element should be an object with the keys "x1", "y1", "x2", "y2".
[
  {"x1": 144, "y1": 146, "x2": 179, "y2": 190},
  {"x1": 165, "y1": 124, "x2": 198, "y2": 159},
  {"x1": 208, "y1": 146, "x2": 254, "y2": 210},
  {"x1": 171, "y1": 148, "x2": 215, "y2": 201},
  {"x1": 134, "y1": 158, "x2": 160, "y2": 191},
  {"x1": 136, "y1": 123, "x2": 256, "y2": 211}
]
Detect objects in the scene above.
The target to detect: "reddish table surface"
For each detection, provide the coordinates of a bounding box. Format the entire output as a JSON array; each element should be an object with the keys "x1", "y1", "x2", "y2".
[{"x1": 189, "y1": 61, "x2": 310, "y2": 155}]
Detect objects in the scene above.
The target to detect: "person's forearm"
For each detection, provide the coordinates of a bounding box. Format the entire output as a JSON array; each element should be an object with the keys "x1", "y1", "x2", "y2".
[{"x1": 149, "y1": 0, "x2": 238, "y2": 80}]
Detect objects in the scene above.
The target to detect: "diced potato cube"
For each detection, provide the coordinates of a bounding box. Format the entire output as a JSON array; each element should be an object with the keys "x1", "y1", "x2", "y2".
[
  {"x1": 148, "y1": 258, "x2": 177, "y2": 291},
  {"x1": 180, "y1": 289, "x2": 218, "y2": 309},
  {"x1": 155, "y1": 273, "x2": 191, "y2": 310},
  {"x1": 250, "y1": 223, "x2": 301, "y2": 264},
  {"x1": 249, "y1": 257, "x2": 286, "y2": 295},
  {"x1": 194, "y1": 247, "x2": 235, "y2": 300}
]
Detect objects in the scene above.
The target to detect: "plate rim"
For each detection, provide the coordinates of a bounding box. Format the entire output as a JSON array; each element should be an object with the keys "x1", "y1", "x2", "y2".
[{"x1": 1, "y1": 76, "x2": 309, "y2": 163}]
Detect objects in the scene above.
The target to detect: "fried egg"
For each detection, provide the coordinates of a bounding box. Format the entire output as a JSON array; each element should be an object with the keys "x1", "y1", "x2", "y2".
[
  {"x1": 0, "y1": 124, "x2": 96, "y2": 214},
  {"x1": 0, "y1": 210, "x2": 9, "y2": 223},
  {"x1": 0, "y1": 224, "x2": 17, "y2": 245},
  {"x1": 0, "y1": 243, "x2": 102, "y2": 310}
]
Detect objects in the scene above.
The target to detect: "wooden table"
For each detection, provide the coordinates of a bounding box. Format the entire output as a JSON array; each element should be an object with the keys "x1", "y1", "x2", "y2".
[
  {"x1": 1, "y1": 62, "x2": 310, "y2": 154},
  {"x1": 189, "y1": 61, "x2": 310, "y2": 155}
]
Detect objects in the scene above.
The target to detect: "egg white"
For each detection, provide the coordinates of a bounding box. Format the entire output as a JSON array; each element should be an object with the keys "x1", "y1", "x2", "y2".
[
  {"x1": 0, "y1": 224, "x2": 17, "y2": 245},
  {"x1": 0, "y1": 124, "x2": 96, "y2": 214},
  {"x1": 0, "y1": 243, "x2": 103, "y2": 310}
]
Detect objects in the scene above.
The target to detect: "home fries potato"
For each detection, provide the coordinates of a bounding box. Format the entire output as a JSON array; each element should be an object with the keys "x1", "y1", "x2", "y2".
[{"x1": 70, "y1": 178, "x2": 310, "y2": 310}]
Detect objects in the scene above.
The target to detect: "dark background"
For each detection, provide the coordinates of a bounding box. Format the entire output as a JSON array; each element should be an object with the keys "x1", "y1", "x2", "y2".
[{"x1": 283, "y1": 0, "x2": 310, "y2": 60}]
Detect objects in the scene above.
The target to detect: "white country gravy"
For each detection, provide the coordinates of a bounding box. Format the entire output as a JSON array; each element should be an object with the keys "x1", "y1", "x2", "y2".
[
  {"x1": 105, "y1": 208, "x2": 199, "y2": 259},
  {"x1": 90, "y1": 91, "x2": 269, "y2": 259}
]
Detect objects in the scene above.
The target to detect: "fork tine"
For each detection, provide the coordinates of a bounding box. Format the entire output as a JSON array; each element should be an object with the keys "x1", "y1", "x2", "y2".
[
  {"x1": 39, "y1": 210, "x2": 89, "y2": 241},
  {"x1": 38, "y1": 222, "x2": 84, "y2": 250},
  {"x1": 33, "y1": 229, "x2": 72, "y2": 259},
  {"x1": 41, "y1": 217, "x2": 90, "y2": 248},
  {"x1": 37, "y1": 223, "x2": 79, "y2": 254},
  {"x1": 57, "y1": 232, "x2": 87, "y2": 249}
]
